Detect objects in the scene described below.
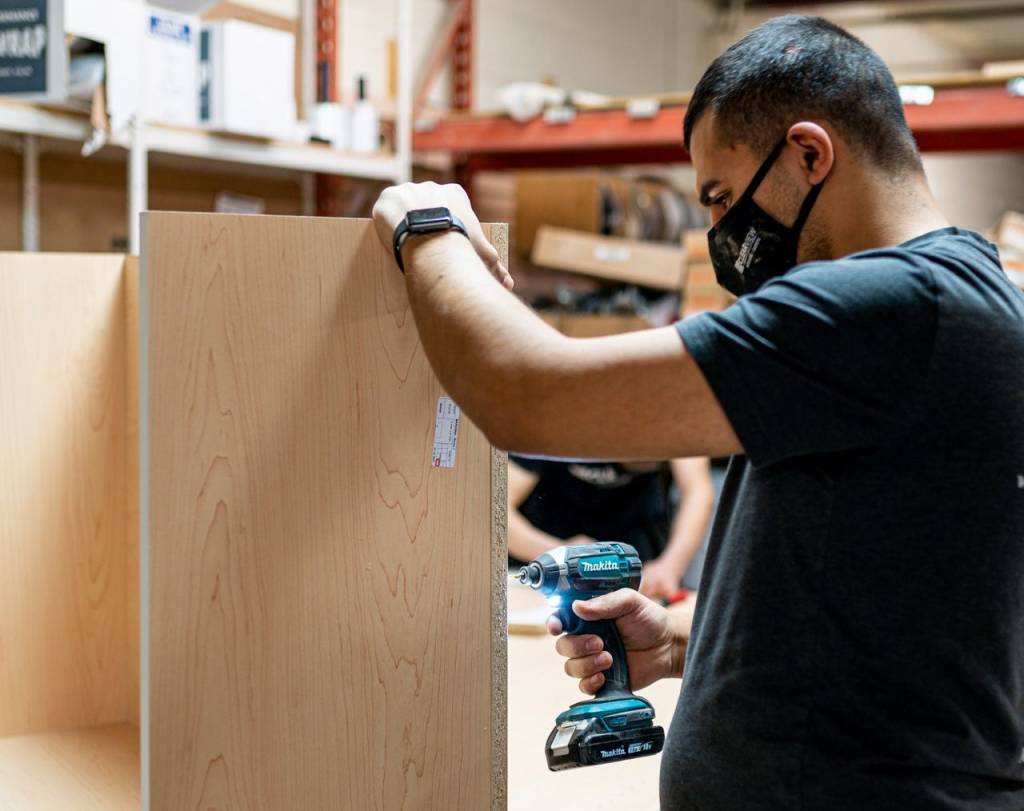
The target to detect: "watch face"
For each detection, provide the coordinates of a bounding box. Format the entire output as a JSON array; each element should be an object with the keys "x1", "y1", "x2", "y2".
[{"x1": 407, "y1": 207, "x2": 453, "y2": 232}]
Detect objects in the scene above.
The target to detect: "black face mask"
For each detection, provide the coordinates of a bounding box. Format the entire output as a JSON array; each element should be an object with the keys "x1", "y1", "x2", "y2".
[{"x1": 707, "y1": 137, "x2": 825, "y2": 297}]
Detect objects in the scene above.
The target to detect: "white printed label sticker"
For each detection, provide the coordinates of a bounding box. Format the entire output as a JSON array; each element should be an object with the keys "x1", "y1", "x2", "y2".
[{"x1": 431, "y1": 396, "x2": 460, "y2": 468}]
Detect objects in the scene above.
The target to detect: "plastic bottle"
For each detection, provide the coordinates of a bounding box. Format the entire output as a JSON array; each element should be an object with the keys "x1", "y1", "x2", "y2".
[{"x1": 350, "y1": 76, "x2": 379, "y2": 154}]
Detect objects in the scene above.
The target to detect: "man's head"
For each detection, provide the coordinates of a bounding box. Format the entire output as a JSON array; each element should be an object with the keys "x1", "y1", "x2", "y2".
[{"x1": 685, "y1": 15, "x2": 925, "y2": 265}]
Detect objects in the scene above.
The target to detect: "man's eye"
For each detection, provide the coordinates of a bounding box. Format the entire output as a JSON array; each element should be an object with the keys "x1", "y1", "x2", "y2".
[{"x1": 711, "y1": 194, "x2": 730, "y2": 209}]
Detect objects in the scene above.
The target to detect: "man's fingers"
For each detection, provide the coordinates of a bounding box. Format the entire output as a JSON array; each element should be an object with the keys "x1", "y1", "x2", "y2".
[
  {"x1": 546, "y1": 614, "x2": 563, "y2": 636},
  {"x1": 555, "y1": 633, "x2": 603, "y2": 659},
  {"x1": 572, "y1": 589, "x2": 641, "y2": 621},
  {"x1": 580, "y1": 672, "x2": 605, "y2": 695},
  {"x1": 564, "y1": 652, "x2": 613, "y2": 680}
]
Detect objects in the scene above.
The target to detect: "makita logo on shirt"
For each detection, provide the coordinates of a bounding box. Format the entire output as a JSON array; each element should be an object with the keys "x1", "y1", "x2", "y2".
[
  {"x1": 734, "y1": 226, "x2": 761, "y2": 273},
  {"x1": 580, "y1": 560, "x2": 618, "y2": 573}
]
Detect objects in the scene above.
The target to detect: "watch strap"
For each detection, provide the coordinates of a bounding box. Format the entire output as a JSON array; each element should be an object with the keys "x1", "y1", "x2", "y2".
[{"x1": 392, "y1": 210, "x2": 469, "y2": 273}]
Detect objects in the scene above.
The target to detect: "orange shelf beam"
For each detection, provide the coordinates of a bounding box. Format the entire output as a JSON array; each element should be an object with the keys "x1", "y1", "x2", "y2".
[{"x1": 414, "y1": 84, "x2": 1024, "y2": 170}]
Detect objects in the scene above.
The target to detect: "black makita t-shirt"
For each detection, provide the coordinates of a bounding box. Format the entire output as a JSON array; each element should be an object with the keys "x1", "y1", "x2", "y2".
[{"x1": 664, "y1": 228, "x2": 1024, "y2": 810}]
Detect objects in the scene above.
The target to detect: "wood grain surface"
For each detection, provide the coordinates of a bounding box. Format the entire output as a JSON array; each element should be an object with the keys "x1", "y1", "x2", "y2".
[
  {"x1": 0, "y1": 253, "x2": 137, "y2": 738},
  {"x1": 143, "y1": 213, "x2": 506, "y2": 810},
  {"x1": 0, "y1": 723, "x2": 140, "y2": 810}
]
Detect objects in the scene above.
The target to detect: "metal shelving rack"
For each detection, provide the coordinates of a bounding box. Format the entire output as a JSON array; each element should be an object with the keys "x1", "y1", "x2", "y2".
[
  {"x1": 413, "y1": 80, "x2": 1024, "y2": 185},
  {"x1": 0, "y1": 0, "x2": 412, "y2": 253}
]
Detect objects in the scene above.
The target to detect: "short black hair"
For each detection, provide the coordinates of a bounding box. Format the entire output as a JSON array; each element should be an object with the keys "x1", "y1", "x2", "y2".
[{"x1": 683, "y1": 15, "x2": 922, "y2": 174}]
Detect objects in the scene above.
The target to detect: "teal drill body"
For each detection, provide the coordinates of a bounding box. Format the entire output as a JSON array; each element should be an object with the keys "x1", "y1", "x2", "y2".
[{"x1": 518, "y1": 542, "x2": 665, "y2": 770}]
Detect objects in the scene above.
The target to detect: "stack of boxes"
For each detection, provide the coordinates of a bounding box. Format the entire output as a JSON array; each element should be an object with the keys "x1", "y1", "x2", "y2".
[
  {"x1": 680, "y1": 229, "x2": 734, "y2": 316},
  {"x1": 68, "y1": 0, "x2": 316, "y2": 143}
]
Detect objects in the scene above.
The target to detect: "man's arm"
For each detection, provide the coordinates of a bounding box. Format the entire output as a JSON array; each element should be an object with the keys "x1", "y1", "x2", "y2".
[
  {"x1": 373, "y1": 183, "x2": 741, "y2": 460},
  {"x1": 404, "y1": 233, "x2": 739, "y2": 459},
  {"x1": 664, "y1": 457, "x2": 715, "y2": 571}
]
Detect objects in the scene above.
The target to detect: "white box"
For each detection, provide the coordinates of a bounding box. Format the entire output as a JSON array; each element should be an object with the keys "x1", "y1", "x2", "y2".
[
  {"x1": 65, "y1": 0, "x2": 144, "y2": 132},
  {"x1": 143, "y1": 7, "x2": 200, "y2": 127},
  {"x1": 199, "y1": 19, "x2": 295, "y2": 140}
]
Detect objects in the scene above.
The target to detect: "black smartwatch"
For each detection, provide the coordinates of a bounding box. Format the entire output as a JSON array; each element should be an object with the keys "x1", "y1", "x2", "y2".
[{"x1": 392, "y1": 207, "x2": 469, "y2": 273}]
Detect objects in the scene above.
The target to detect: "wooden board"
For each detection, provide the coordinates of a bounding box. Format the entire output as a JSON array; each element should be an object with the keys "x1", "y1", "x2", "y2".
[
  {"x1": 532, "y1": 226, "x2": 685, "y2": 291},
  {"x1": 0, "y1": 723, "x2": 140, "y2": 810},
  {"x1": 143, "y1": 213, "x2": 507, "y2": 810},
  {"x1": 0, "y1": 253, "x2": 137, "y2": 738}
]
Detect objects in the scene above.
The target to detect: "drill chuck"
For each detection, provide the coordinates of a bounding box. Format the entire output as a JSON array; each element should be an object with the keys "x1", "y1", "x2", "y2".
[{"x1": 517, "y1": 562, "x2": 543, "y2": 588}]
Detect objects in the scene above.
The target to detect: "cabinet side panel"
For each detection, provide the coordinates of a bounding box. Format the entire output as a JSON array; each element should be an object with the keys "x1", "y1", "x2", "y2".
[
  {"x1": 146, "y1": 214, "x2": 495, "y2": 810},
  {"x1": 0, "y1": 253, "x2": 136, "y2": 736}
]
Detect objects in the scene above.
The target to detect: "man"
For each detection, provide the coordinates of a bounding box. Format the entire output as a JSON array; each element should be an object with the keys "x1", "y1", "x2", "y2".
[
  {"x1": 507, "y1": 455, "x2": 714, "y2": 599},
  {"x1": 372, "y1": 15, "x2": 1024, "y2": 810}
]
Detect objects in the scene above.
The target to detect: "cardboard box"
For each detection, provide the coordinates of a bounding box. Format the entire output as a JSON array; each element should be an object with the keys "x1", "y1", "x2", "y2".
[
  {"x1": 516, "y1": 172, "x2": 629, "y2": 258},
  {"x1": 539, "y1": 312, "x2": 649, "y2": 338},
  {"x1": 994, "y1": 211, "x2": 1024, "y2": 289},
  {"x1": 532, "y1": 226, "x2": 685, "y2": 291},
  {"x1": 199, "y1": 18, "x2": 296, "y2": 139},
  {"x1": 65, "y1": 0, "x2": 144, "y2": 132},
  {"x1": 200, "y1": 1, "x2": 303, "y2": 122},
  {"x1": 144, "y1": 7, "x2": 200, "y2": 127},
  {"x1": 995, "y1": 211, "x2": 1024, "y2": 261},
  {"x1": 681, "y1": 228, "x2": 734, "y2": 316}
]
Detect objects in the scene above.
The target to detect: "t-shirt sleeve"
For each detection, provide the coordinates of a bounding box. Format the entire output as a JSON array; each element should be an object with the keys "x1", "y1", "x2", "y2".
[{"x1": 676, "y1": 257, "x2": 937, "y2": 467}]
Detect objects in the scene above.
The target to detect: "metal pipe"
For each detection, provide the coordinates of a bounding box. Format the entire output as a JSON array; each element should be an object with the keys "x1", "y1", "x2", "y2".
[
  {"x1": 395, "y1": 0, "x2": 413, "y2": 183},
  {"x1": 21, "y1": 134, "x2": 39, "y2": 252},
  {"x1": 129, "y1": 117, "x2": 148, "y2": 255}
]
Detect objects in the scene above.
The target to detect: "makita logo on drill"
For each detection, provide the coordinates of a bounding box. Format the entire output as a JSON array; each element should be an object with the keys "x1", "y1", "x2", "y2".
[
  {"x1": 580, "y1": 559, "x2": 618, "y2": 573},
  {"x1": 600, "y1": 746, "x2": 626, "y2": 759}
]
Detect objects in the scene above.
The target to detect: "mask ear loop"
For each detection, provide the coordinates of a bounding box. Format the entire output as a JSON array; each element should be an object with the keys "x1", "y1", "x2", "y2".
[
  {"x1": 707, "y1": 136, "x2": 790, "y2": 242},
  {"x1": 741, "y1": 136, "x2": 790, "y2": 201},
  {"x1": 791, "y1": 179, "x2": 825, "y2": 234}
]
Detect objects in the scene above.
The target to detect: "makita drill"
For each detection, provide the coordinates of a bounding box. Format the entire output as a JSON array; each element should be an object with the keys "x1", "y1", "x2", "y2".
[{"x1": 517, "y1": 541, "x2": 665, "y2": 770}]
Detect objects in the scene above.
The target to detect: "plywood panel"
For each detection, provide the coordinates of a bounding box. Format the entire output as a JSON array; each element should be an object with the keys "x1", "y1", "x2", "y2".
[
  {"x1": 144, "y1": 213, "x2": 506, "y2": 810},
  {"x1": 0, "y1": 723, "x2": 140, "y2": 810},
  {"x1": 0, "y1": 253, "x2": 137, "y2": 738}
]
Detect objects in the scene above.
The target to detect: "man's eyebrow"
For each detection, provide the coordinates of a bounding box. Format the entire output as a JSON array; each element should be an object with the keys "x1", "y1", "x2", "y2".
[{"x1": 699, "y1": 179, "x2": 722, "y2": 207}]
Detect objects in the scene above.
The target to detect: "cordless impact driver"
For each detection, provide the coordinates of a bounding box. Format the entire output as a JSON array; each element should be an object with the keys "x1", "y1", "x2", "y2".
[{"x1": 517, "y1": 541, "x2": 665, "y2": 770}]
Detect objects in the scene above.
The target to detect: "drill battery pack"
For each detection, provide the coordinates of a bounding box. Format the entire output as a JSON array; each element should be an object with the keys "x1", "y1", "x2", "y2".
[{"x1": 544, "y1": 696, "x2": 665, "y2": 771}]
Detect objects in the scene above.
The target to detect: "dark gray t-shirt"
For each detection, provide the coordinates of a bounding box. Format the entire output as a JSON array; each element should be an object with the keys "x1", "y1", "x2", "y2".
[{"x1": 665, "y1": 228, "x2": 1024, "y2": 810}]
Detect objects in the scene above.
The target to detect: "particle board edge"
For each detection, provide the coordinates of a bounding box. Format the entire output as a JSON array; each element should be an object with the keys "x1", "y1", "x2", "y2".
[{"x1": 489, "y1": 221, "x2": 510, "y2": 811}]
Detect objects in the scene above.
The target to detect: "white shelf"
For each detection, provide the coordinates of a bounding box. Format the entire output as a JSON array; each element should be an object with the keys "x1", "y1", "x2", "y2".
[
  {"x1": 140, "y1": 124, "x2": 404, "y2": 181},
  {"x1": 0, "y1": 100, "x2": 91, "y2": 142},
  {"x1": 0, "y1": 101, "x2": 402, "y2": 181}
]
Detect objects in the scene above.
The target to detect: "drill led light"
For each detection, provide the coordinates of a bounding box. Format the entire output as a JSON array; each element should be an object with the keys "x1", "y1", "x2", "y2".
[{"x1": 547, "y1": 595, "x2": 562, "y2": 607}]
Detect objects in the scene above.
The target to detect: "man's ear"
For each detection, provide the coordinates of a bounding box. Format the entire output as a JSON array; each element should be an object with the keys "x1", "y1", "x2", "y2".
[{"x1": 786, "y1": 122, "x2": 834, "y2": 185}]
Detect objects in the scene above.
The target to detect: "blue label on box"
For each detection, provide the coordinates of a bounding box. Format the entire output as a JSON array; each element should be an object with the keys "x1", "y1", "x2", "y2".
[{"x1": 149, "y1": 15, "x2": 192, "y2": 43}]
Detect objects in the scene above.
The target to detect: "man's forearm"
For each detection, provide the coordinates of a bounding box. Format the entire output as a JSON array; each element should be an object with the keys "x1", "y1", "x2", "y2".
[
  {"x1": 508, "y1": 508, "x2": 559, "y2": 561},
  {"x1": 662, "y1": 492, "x2": 714, "y2": 570},
  {"x1": 402, "y1": 232, "x2": 555, "y2": 448}
]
